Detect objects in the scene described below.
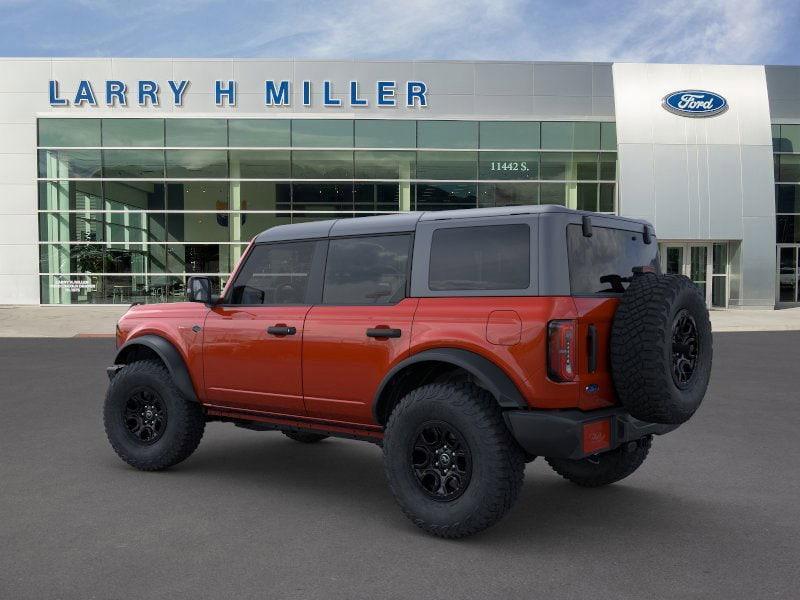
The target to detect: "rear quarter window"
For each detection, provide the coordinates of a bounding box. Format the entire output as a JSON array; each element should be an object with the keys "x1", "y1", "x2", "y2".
[
  {"x1": 567, "y1": 224, "x2": 659, "y2": 295},
  {"x1": 428, "y1": 224, "x2": 530, "y2": 291}
]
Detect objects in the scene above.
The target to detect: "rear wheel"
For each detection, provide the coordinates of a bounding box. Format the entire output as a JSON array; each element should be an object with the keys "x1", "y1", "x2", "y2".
[
  {"x1": 545, "y1": 436, "x2": 652, "y2": 487},
  {"x1": 282, "y1": 430, "x2": 329, "y2": 443},
  {"x1": 103, "y1": 360, "x2": 205, "y2": 471},
  {"x1": 383, "y1": 382, "x2": 525, "y2": 538}
]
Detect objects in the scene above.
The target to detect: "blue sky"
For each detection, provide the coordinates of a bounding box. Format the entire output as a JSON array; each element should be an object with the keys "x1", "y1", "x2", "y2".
[{"x1": 1, "y1": 0, "x2": 798, "y2": 65}]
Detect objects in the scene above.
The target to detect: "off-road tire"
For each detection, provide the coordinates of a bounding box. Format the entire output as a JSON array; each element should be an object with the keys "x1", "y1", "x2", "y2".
[
  {"x1": 383, "y1": 382, "x2": 525, "y2": 538},
  {"x1": 611, "y1": 273, "x2": 712, "y2": 425},
  {"x1": 546, "y1": 436, "x2": 652, "y2": 487},
  {"x1": 103, "y1": 359, "x2": 205, "y2": 471},
  {"x1": 282, "y1": 430, "x2": 329, "y2": 443}
]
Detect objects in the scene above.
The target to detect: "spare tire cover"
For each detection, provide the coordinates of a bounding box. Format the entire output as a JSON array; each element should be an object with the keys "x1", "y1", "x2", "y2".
[{"x1": 610, "y1": 273, "x2": 712, "y2": 425}]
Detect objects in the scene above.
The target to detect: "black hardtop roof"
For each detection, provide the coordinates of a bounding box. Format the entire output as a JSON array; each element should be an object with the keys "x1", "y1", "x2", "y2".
[{"x1": 253, "y1": 205, "x2": 653, "y2": 243}]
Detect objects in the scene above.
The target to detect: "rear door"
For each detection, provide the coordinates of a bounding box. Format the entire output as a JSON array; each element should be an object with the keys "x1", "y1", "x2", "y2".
[
  {"x1": 203, "y1": 240, "x2": 324, "y2": 415},
  {"x1": 302, "y1": 234, "x2": 416, "y2": 425}
]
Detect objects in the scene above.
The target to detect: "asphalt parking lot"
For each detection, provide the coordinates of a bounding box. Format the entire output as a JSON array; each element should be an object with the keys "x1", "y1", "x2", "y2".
[{"x1": 2, "y1": 333, "x2": 799, "y2": 599}]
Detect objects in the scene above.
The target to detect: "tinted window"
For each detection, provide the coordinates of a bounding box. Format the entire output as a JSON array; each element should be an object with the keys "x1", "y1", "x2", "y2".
[
  {"x1": 429, "y1": 225, "x2": 530, "y2": 291},
  {"x1": 229, "y1": 241, "x2": 316, "y2": 305},
  {"x1": 323, "y1": 235, "x2": 410, "y2": 305},
  {"x1": 567, "y1": 224, "x2": 659, "y2": 295}
]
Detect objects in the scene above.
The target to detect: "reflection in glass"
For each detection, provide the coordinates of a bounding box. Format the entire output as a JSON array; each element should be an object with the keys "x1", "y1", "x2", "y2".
[
  {"x1": 355, "y1": 120, "x2": 416, "y2": 148},
  {"x1": 415, "y1": 183, "x2": 477, "y2": 211},
  {"x1": 105, "y1": 181, "x2": 165, "y2": 211},
  {"x1": 354, "y1": 183, "x2": 403, "y2": 212},
  {"x1": 291, "y1": 120, "x2": 353, "y2": 147},
  {"x1": 355, "y1": 151, "x2": 415, "y2": 179},
  {"x1": 540, "y1": 153, "x2": 570, "y2": 180},
  {"x1": 166, "y1": 150, "x2": 227, "y2": 178},
  {"x1": 778, "y1": 155, "x2": 800, "y2": 183},
  {"x1": 416, "y1": 151, "x2": 477, "y2": 180},
  {"x1": 292, "y1": 150, "x2": 353, "y2": 179},
  {"x1": 165, "y1": 119, "x2": 227, "y2": 147},
  {"x1": 102, "y1": 119, "x2": 164, "y2": 147},
  {"x1": 479, "y1": 152, "x2": 539, "y2": 180},
  {"x1": 576, "y1": 183, "x2": 599, "y2": 211},
  {"x1": 39, "y1": 119, "x2": 101, "y2": 147},
  {"x1": 38, "y1": 181, "x2": 103, "y2": 210},
  {"x1": 229, "y1": 120, "x2": 290, "y2": 147},
  {"x1": 479, "y1": 122, "x2": 539, "y2": 149},
  {"x1": 478, "y1": 182, "x2": 538, "y2": 207},
  {"x1": 229, "y1": 150, "x2": 290, "y2": 179},
  {"x1": 292, "y1": 183, "x2": 354, "y2": 213},
  {"x1": 38, "y1": 149, "x2": 102, "y2": 178},
  {"x1": 103, "y1": 149, "x2": 165, "y2": 178},
  {"x1": 417, "y1": 121, "x2": 478, "y2": 149},
  {"x1": 539, "y1": 183, "x2": 566, "y2": 206}
]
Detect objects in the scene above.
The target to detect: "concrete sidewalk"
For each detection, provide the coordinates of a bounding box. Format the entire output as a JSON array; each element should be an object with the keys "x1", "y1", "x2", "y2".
[{"x1": 2, "y1": 303, "x2": 800, "y2": 337}]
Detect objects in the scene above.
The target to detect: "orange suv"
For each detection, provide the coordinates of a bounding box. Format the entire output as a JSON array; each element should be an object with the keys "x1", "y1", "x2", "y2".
[{"x1": 104, "y1": 206, "x2": 712, "y2": 538}]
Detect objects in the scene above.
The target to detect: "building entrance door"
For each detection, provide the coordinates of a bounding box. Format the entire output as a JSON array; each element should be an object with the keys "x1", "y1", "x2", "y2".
[
  {"x1": 776, "y1": 245, "x2": 800, "y2": 305},
  {"x1": 660, "y1": 243, "x2": 713, "y2": 306}
]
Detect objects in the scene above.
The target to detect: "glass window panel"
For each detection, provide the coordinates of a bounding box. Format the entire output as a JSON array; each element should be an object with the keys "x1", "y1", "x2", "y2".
[
  {"x1": 776, "y1": 215, "x2": 800, "y2": 243},
  {"x1": 37, "y1": 212, "x2": 161, "y2": 243},
  {"x1": 776, "y1": 185, "x2": 800, "y2": 214},
  {"x1": 238, "y1": 181, "x2": 291, "y2": 211},
  {"x1": 292, "y1": 150, "x2": 353, "y2": 179},
  {"x1": 166, "y1": 150, "x2": 228, "y2": 178},
  {"x1": 167, "y1": 182, "x2": 229, "y2": 211},
  {"x1": 104, "y1": 181, "x2": 165, "y2": 211},
  {"x1": 40, "y1": 274, "x2": 145, "y2": 304},
  {"x1": 38, "y1": 149, "x2": 102, "y2": 178},
  {"x1": 291, "y1": 120, "x2": 353, "y2": 147},
  {"x1": 780, "y1": 125, "x2": 800, "y2": 153},
  {"x1": 479, "y1": 122, "x2": 540, "y2": 149},
  {"x1": 600, "y1": 122, "x2": 617, "y2": 151},
  {"x1": 291, "y1": 183, "x2": 354, "y2": 212},
  {"x1": 417, "y1": 121, "x2": 478, "y2": 149},
  {"x1": 539, "y1": 182, "x2": 566, "y2": 206},
  {"x1": 778, "y1": 154, "x2": 800, "y2": 182},
  {"x1": 167, "y1": 244, "x2": 230, "y2": 273},
  {"x1": 479, "y1": 152, "x2": 539, "y2": 180},
  {"x1": 415, "y1": 183, "x2": 477, "y2": 211},
  {"x1": 229, "y1": 150, "x2": 290, "y2": 179},
  {"x1": 38, "y1": 119, "x2": 100, "y2": 147},
  {"x1": 165, "y1": 119, "x2": 227, "y2": 147},
  {"x1": 239, "y1": 212, "x2": 292, "y2": 241},
  {"x1": 778, "y1": 274, "x2": 796, "y2": 302},
  {"x1": 772, "y1": 124, "x2": 783, "y2": 152},
  {"x1": 323, "y1": 235, "x2": 410, "y2": 305},
  {"x1": 541, "y1": 122, "x2": 573, "y2": 150},
  {"x1": 354, "y1": 183, "x2": 403, "y2": 212},
  {"x1": 38, "y1": 181, "x2": 103, "y2": 210},
  {"x1": 779, "y1": 246, "x2": 796, "y2": 274},
  {"x1": 429, "y1": 225, "x2": 530, "y2": 291},
  {"x1": 416, "y1": 151, "x2": 477, "y2": 180},
  {"x1": 38, "y1": 242, "x2": 156, "y2": 275},
  {"x1": 167, "y1": 212, "x2": 234, "y2": 243},
  {"x1": 599, "y1": 183, "x2": 615, "y2": 212},
  {"x1": 229, "y1": 119, "x2": 290, "y2": 147},
  {"x1": 540, "y1": 152, "x2": 571, "y2": 180},
  {"x1": 478, "y1": 182, "x2": 539, "y2": 208},
  {"x1": 355, "y1": 120, "x2": 416, "y2": 148},
  {"x1": 575, "y1": 152, "x2": 599, "y2": 180},
  {"x1": 102, "y1": 119, "x2": 164, "y2": 147},
  {"x1": 713, "y1": 243, "x2": 728, "y2": 275},
  {"x1": 103, "y1": 149, "x2": 164, "y2": 178},
  {"x1": 574, "y1": 122, "x2": 601, "y2": 150},
  {"x1": 229, "y1": 241, "x2": 317, "y2": 305},
  {"x1": 576, "y1": 183, "x2": 599, "y2": 211},
  {"x1": 600, "y1": 153, "x2": 617, "y2": 180},
  {"x1": 105, "y1": 211, "x2": 159, "y2": 243},
  {"x1": 354, "y1": 151, "x2": 415, "y2": 179}
]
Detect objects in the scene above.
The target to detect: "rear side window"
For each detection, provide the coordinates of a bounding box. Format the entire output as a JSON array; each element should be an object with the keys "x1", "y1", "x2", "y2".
[
  {"x1": 228, "y1": 241, "x2": 316, "y2": 305},
  {"x1": 429, "y1": 224, "x2": 530, "y2": 291},
  {"x1": 567, "y1": 224, "x2": 659, "y2": 295},
  {"x1": 323, "y1": 235, "x2": 411, "y2": 305}
]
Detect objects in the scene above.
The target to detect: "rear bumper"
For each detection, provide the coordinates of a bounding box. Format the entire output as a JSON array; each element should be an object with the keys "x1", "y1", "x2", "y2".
[{"x1": 503, "y1": 407, "x2": 678, "y2": 460}]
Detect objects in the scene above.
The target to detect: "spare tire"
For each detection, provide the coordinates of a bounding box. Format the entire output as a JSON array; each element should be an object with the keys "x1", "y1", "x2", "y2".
[{"x1": 610, "y1": 273, "x2": 712, "y2": 425}]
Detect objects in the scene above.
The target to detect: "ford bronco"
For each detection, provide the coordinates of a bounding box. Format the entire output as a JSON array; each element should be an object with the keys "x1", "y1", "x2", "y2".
[{"x1": 104, "y1": 205, "x2": 712, "y2": 538}]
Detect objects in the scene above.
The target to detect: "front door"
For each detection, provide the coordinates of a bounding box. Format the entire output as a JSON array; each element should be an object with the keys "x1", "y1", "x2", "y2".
[
  {"x1": 302, "y1": 233, "x2": 415, "y2": 425},
  {"x1": 661, "y1": 243, "x2": 712, "y2": 305},
  {"x1": 203, "y1": 240, "x2": 321, "y2": 415}
]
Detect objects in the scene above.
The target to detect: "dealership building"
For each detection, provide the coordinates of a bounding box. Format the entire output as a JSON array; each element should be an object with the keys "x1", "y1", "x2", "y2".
[{"x1": 0, "y1": 58, "x2": 798, "y2": 308}]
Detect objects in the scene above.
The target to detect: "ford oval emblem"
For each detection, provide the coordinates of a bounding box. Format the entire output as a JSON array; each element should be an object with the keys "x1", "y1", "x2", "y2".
[{"x1": 662, "y1": 90, "x2": 728, "y2": 117}]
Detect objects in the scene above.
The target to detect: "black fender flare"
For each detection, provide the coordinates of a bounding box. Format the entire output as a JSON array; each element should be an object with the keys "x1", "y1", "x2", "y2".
[
  {"x1": 372, "y1": 348, "x2": 527, "y2": 422},
  {"x1": 114, "y1": 334, "x2": 199, "y2": 403}
]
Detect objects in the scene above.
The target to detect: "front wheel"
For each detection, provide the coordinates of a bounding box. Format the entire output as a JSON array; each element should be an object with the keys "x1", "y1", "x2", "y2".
[
  {"x1": 383, "y1": 382, "x2": 525, "y2": 538},
  {"x1": 103, "y1": 359, "x2": 205, "y2": 471},
  {"x1": 545, "y1": 436, "x2": 652, "y2": 487}
]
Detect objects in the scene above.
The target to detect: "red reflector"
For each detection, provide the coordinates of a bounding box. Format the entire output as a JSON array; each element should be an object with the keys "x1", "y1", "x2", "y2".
[{"x1": 582, "y1": 419, "x2": 611, "y2": 454}]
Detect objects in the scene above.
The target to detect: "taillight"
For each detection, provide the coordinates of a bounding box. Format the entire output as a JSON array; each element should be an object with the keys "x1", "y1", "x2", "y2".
[{"x1": 547, "y1": 320, "x2": 576, "y2": 382}]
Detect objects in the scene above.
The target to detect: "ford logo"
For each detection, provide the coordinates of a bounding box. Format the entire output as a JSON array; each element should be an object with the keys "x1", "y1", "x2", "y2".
[{"x1": 662, "y1": 90, "x2": 728, "y2": 117}]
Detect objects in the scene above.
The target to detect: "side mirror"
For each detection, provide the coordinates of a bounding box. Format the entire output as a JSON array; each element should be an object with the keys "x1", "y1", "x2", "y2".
[{"x1": 186, "y1": 276, "x2": 213, "y2": 304}]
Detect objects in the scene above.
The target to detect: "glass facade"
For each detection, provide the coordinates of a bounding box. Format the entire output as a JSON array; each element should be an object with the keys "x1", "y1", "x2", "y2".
[
  {"x1": 37, "y1": 118, "x2": 617, "y2": 304},
  {"x1": 774, "y1": 124, "x2": 800, "y2": 303}
]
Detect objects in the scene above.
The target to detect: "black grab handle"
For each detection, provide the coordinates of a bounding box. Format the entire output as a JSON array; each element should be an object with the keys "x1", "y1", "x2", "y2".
[
  {"x1": 267, "y1": 325, "x2": 297, "y2": 336},
  {"x1": 366, "y1": 327, "x2": 401, "y2": 339}
]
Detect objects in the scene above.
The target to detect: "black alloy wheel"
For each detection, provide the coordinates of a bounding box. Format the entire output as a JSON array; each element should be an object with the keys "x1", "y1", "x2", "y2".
[
  {"x1": 411, "y1": 421, "x2": 472, "y2": 501},
  {"x1": 671, "y1": 309, "x2": 699, "y2": 388},
  {"x1": 123, "y1": 387, "x2": 167, "y2": 445}
]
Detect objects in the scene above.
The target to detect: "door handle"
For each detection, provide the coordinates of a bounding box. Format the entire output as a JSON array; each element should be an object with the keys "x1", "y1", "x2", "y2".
[
  {"x1": 366, "y1": 327, "x2": 401, "y2": 339},
  {"x1": 267, "y1": 325, "x2": 297, "y2": 336}
]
